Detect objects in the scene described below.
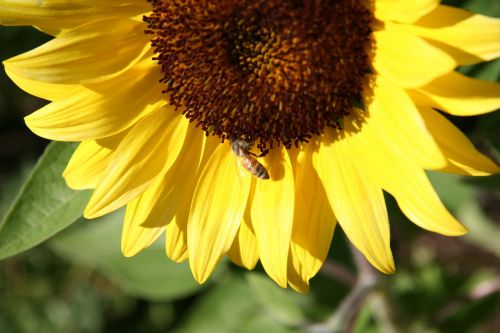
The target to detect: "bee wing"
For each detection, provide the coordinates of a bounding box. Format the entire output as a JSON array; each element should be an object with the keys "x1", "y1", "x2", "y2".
[{"x1": 234, "y1": 156, "x2": 250, "y2": 185}]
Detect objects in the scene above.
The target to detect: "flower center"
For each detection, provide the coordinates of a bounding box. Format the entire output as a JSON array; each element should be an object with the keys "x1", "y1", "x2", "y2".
[{"x1": 145, "y1": 0, "x2": 373, "y2": 154}]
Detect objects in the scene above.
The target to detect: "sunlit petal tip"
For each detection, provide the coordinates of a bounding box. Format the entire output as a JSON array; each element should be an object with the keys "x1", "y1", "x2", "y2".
[
  {"x1": 82, "y1": 203, "x2": 103, "y2": 220},
  {"x1": 362, "y1": 248, "x2": 396, "y2": 275},
  {"x1": 83, "y1": 194, "x2": 122, "y2": 219},
  {"x1": 24, "y1": 113, "x2": 51, "y2": 139},
  {"x1": 170, "y1": 254, "x2": 189, "y2": 264},
  {"x1": 439, "y1": 222, "x2": 468, "y2": 237},
  {"x1": 382, "y1": 265, "x2": 396, "y2": 275},
  {"x1": 370, "y1": 254, "x2": 396, "y2": 275},
  {"x1": 62, "y1": 173, "x2": 82, "y2": 191},
  {"x1": 191, "y1": 268, "x2": 212, "y2": 285},
  {"x1": 121, "y1": 242, "x2": 138, "y2": 258},
  {"x1": 189, "y1": 253, "x2": 222, "y2": 286},
  {"x1": 24, "y1": 108, "x2": 83, "y2": 142},
  {"x1": 274, "y1": 277, "x2": 289, "y2": 289},
  {"x1": 122, "y1": 230, "x2": 163, "y2": 258},
  {"x1": 165, "y1": 224, "x2": 189, "y2": 263}
]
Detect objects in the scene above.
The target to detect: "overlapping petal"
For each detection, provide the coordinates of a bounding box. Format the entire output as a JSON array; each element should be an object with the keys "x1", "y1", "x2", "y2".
[
  {"x1": 314, "y1": 128, "x2": 395, "y2": 274},
  {"x1": 369, "y1": 76, "x2": 446, "y2": 170},
  {"x1": 289, "y1": 145, "x2": 336, "y2": 289},
  {"x1": 4, "y1": 68, "x2": 83, "y2": 101},
  {"x1": 139, "y1": 126, "x2": 204, "y2": 229},
  {"x1": 4, "y1": 18, "x2": 150, "y2": 84},
  {"x1": 84, "y1": 109, "x2": 189, "y2": 218},
  {"x1": 24, "y1": 60, "x2": 164, "y2": 141},
  {"x1": 386, "y1": 5, "x2": 500, "y2": 64},
  {"x1": 251, "y1": 147, "x2": 295, "y2": 288},
  {"x1": 63, "y1": 132, "x2": 125, "y2": 190},
  {"x1": 120, "y1": 129, "x2": 203, "y2": 257},
  {"x1": 373, "y1": 31, "x2": 456, "y2": 88},
  {"x1": 374, "y1": 0, "x2": 439, "y2": 24},
  {"x1": 418, "y1": 107, "x2": 500, "y2": 176},
  {"x1": 357, "y1": 120, "x2": 467, "y2": 236},
  {"x1": 121, "y1": 196, "x2": 164, "y2": 257},
  {"x1": 228, "y1": 183, "x2": 259, "y2": 270},
  {"x1": 0, "y1": 0, "x2": 149, "y2": 34},
  {"x1": 188, "y1": 143, "x2": 251, "y2": 283},
  {"x1": 166, "y1": 136, "x2": 219, "y2": 263},
  {"x1": 411, "y1": 71, "x2": 500, "y2": 116}
]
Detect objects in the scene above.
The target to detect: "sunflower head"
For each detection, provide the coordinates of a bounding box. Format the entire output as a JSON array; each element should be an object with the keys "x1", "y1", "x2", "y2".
[
  {"x1": 1, "y1": 0, "x2": 500, "y2": 293},
  {"x1": 145, "y1": 0, "x2": 373, "y2": 154}
]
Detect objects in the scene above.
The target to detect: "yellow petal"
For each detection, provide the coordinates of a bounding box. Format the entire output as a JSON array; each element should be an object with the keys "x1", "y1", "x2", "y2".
[
  {"x1": 359, "y1": 124, "x2": 467, "y2": 236},
  {"x1": 166, "y1": 197, "x2": 190, "y2": 263},
  {"x1": 390, "y1": 168, "x2": 467, "y2": 236},
  {"x1": 165, "y1": 220, "x2": 189, "y2": 263},
  {"x1": 63, "y1": 132, "x2": 125, "y2": 190},
  {"x1": 166, "y1": 136, "x2": 219, "y2": 263},
  {"x1": 0, "y1": 1, "x2": 149, "y2": 34},
  {"x1": 387, "y1": 5, "x2": 500, "y2": 64},
  {"x1": 139, "y1": 126, "x2": 204, "y2": 228},
  {"x1": 4, "y1": 18, "x2": 149, "y2": 84},
  {"x1": 24, "y1": 60, "x2": 164, "y2": 141},
  {"x1": 4, "y1": 67, "x2": 83, "y2": 101},
  {"x1": 411, "y1": 71, "x2": 500, "y2": 116},
  {"x1": 289, "y1": 144, "x2": 336, "y2": 286},
  {"x1": 228, "y1": 182, "x2": 259, "y2": 270},
  {"x1": 370, "y1": 76, "x2": 446, "y2": 170},
  {"x1": 373, "y1": 30, "x2": 456, "y2": 88},
  {"x1": 188, "y1": 143, "x2": 251, "y2": 284},
  {"x1": 84, "y1": 109, "x2": 189, "y2": 218},
  {"x1": 287, "y1": 257, "x2": 310, "y2": 293},
  {"x1": 313, "y1": 128, "x2": 395, "y2": 274},
  {"x1": 121, "y1": 197, "x2": 164, "y2": 257},
  {"x1": 418, "y1": 107, "x2": 500, "y2": 176},
  {"x1": 374, "y1": 0, "x2": 439, "y2": 24},
  {"x1": 228, "y1": 217, "x2": 259, "y2": 270},
  {"x1": 251, "y1": 147, "x2": 295, "y2": 288}
]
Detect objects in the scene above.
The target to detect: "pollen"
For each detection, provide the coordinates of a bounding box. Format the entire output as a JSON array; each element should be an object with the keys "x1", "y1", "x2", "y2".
[{"x1": 145, "y1": 0, "x2": 373, "y2": 154}]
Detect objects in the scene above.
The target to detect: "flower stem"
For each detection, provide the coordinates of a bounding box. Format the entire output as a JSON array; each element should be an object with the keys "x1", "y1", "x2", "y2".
[
  {"x1": 306, "y1": 245, "x2": 378, "y2": 333},
  {"x1": 307, "y1": 244, "x2": 406, "y2": 333},
  {"x1": 320, "y1": 260, "x2": 357, "y2": 286}
]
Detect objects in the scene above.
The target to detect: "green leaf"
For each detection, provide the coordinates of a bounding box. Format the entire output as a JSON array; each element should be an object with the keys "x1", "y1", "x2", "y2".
[
  {"x1": 246, "y1": 272, "x2": 307, "y2": 326},
  {"x1": 352, "y1": 302, "x2": 376, "y2": 333},
  {"x1": 459, "y1": 200, "x2": 500, "y2": 257},
  {"x1": 173, "y1": 274, "x2": 262, "y2": 333},
  {"x1": 428, "y1": 171, "x2": 500, "y2": 257},
  {"x1": 174, "y1": 272, "x2": 307, "y2": 333},
  {"x1": 442, "y1": 0, "x2": 500, "y2": 18},
  {"x1": 49, "y1": 210, "x2": 207, "y2": 301},
  {"x1": 475, "y1": 112, "x2": 500, "y2": 155},
  {"x1": 426, "y1": 172, "x2": 474, "y2": 212},
  {"x1": 0, "y1": 142, "x2": 90, "y2": 259},
  {"x1": 241, "y1": 316, "x2": 295, "y2": 333},
  {"x1": 459, "y1": 58, "x2": 500, "y2": 82}
]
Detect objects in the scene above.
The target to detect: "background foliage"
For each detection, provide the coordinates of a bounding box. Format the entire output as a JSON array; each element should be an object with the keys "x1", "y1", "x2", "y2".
[{"x1": 0, "y1": 1, "x2": 499, "y2": 332}]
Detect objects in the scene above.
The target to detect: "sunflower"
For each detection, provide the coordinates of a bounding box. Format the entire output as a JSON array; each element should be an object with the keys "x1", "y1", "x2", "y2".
[{"x1": 1, "y1": 0, "x2": 499, "y2": 292}]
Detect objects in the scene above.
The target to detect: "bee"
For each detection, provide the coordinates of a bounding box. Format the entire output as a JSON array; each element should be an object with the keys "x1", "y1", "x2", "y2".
[{"x1": 231, "y1": 139, "x2": 270, "y2": 180}]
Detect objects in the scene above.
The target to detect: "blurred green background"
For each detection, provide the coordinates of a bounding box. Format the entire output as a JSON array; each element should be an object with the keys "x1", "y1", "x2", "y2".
[{"x1": 0, "y1": 1, "x2": 499, "y2": 332}]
